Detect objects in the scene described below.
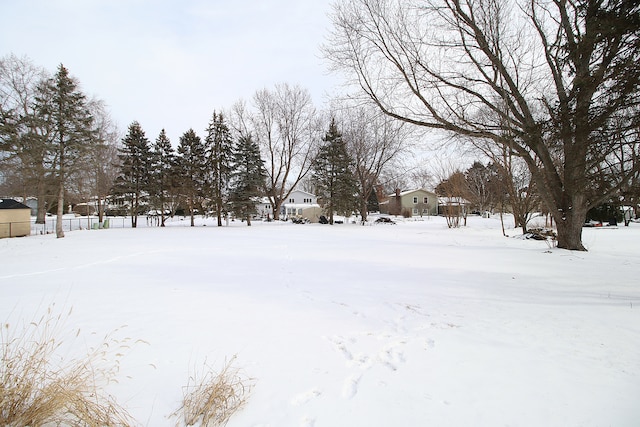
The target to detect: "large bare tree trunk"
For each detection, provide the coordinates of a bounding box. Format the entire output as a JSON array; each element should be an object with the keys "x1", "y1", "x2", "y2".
[{"x1": 554, "y1": 209, "x2": 586, "y2": 251}]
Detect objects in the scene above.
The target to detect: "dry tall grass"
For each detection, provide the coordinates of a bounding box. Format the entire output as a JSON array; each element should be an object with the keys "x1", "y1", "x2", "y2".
[
  {"x1": 0, "y1": 306, "x2": 135, "y2": 426},
  {"x1": 172, "y1": 355, "x2": 253, "y2": 427}
]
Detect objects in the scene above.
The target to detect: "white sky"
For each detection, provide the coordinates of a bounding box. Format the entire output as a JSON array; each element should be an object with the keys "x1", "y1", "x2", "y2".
[{"x1": 0, "y1": 0, "x2": 340, "y2": 144}]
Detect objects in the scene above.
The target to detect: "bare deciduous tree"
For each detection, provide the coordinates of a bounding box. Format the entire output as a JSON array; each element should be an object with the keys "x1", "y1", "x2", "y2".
[
  {"x1": 336, "y1": 102, "x2": 407, "y2": 222},
  {"x1": 87, "y1": 99, "x2": 120, "y2": 224},
  {"x1": 233, "y1": 84, "x2": 320, "y2": 220},
  {"x1": 326, "y1": 0, "x2": 640, "y2": 250},
  {"x1": 0, "y1": 54, "x2": 53, "y2": 223},
  {"x1": 435, "y1": 169, "x2": 470, "y2": 228}
]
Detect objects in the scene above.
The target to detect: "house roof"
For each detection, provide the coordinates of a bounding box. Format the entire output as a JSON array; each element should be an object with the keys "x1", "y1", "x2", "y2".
[
  {"x1": 387, "y1": 188, "x2": 436, "y2": 197},
  {"x1": 289, "y1": 189, "x2": 317, "y2": 198},
  {"x1": 0, "y1": 199, "x2": 31, "y2": 210}
]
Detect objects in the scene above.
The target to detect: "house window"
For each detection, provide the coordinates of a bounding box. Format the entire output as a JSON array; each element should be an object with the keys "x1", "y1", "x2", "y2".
[
  {"x1": 413, "y1": 197, "x2": 418, "y2": 204},
  {"x1": 413, "y1": 208, "x2": 419, "y2": 215},
  {"x1": 424, "y1": 197, "x2": 429, "y2": 204},
  {"x1": 289, "y1": 198, "x2": 294, "y2": 203}
]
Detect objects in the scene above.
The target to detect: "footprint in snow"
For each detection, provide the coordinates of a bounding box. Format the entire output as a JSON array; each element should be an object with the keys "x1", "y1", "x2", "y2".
[
  {"x1": 342, "y1": 374, "x2": 361, "y2": 399},
  {"x1": 326, "y1": 336, "x2": 354, "y2": 361},
  {"x1": 377, "y1": 341, "x2": 407, "y2": 371},
  {"x1": 291, "y1": 388, "x2": 322, "y2": 406}
]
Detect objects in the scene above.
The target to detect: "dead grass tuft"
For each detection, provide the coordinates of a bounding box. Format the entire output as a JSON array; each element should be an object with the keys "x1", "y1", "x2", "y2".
[
  {"x1": 0, "y1": 306, "x2": 136, "y2": 426},
  {"x1": 172, "y1": 355, "x2": 253, "y2": 427}
]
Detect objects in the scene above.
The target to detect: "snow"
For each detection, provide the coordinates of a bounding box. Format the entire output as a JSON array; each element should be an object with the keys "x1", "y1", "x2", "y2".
[{"x1": 1, "y1": 215, "x2": 639, "y2": 426}]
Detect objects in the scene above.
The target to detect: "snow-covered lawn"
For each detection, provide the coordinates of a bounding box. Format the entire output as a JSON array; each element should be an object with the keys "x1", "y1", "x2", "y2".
[{"x1": 1, "y1": 216, "x2": 638, "y2": 426}]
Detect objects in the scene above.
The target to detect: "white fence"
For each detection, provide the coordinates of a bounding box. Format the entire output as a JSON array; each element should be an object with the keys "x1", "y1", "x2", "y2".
[{"x1": 29, "y1": 216, "x2": 133, "y2": 235}]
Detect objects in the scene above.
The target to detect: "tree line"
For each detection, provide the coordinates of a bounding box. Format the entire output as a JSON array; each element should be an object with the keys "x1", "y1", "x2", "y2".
[
  {"x1": 4, "y1": 0, "x2": 639, "y2": 251},
  {"x1": 0, "y1": 55, "x2": 409, "y2": 234}
]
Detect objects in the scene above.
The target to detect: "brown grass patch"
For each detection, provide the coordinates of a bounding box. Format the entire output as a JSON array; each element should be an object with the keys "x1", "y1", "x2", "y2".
[
  {"x1": 172, "y1": 355, "x2": 253, "y2": 427},
  {"x1": 0, "y1": 306, "x2": 136, "y2": 426}
]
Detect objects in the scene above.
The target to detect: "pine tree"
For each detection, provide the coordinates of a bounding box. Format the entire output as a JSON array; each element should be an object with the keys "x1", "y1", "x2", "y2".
[
  {"x1": 312, "y1": 119, "x2": 358, "y2": 224},
  {"x1": 35, "y1": 64, "x2": 94, "y2": 238},
  {"x1": 229, "y1": 134, "x2": 266, "y2": 226},
  {"x1": 205, "y1": 111, "x2": 234, "y2": 226},
  {"x1": 150, "y1": 129, "x2": 175, "y2": 226},
  {"x1": 367, "y1": 189, "x2": 379, "y2": 213},
  {"x1": 112, "y1": 121, "x2": 151, "y2": 228},
  {"x1": 176, "y1": 128, "x2": 206, "y2": 227}
]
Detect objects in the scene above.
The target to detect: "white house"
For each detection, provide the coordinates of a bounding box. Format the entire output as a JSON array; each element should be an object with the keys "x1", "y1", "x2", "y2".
[
  {"x1": 255, "y1": 190, "x2": 322, "y2": 222},
  {"x1": 255, "y1": 197, "x2": 273, "y2": 219},
  {"x1": 284, "y1": 189, "x2": 318, "y2": 205},
  {"x1": 282, "y1": 190, "x2": 320, "y2": 220}
]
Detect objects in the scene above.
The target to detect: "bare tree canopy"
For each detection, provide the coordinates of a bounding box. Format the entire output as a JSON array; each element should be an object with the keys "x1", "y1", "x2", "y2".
[
  {"x1": 0, "y1": 54, "x2": 52, "y2": 223},
  {"x1": 231, "y1": 83, "x2": 320, "y2": 220},
  {"x1": 326, "y1": 0, "x2": 640, "y2": 250},
  {"x1": 335, "y1": 102, "x2": 408, "y2": 222}
]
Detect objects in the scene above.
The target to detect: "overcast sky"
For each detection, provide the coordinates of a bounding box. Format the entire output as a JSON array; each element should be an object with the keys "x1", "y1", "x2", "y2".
[{"x1": 0, "y1": 0, "x2": 340, "y2": 144}]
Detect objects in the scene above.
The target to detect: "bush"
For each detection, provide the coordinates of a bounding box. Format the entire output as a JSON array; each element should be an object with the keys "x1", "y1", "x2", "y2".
[
  {"x1": 172, "y1": 355, "x2": 253, "y2": 427},
  {"x1": 0, "y1": 306, "x2": 135, "y2": 427}
]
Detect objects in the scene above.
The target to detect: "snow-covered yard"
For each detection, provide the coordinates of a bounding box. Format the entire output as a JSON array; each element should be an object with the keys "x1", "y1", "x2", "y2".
[{"x1": 1, "y1": 215, "x2": 638, "y2": 426}]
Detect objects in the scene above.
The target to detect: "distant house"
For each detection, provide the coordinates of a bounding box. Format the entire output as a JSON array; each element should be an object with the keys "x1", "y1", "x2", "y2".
[
  {"x1": 255, "y1": 190, "x2": 323, "y2": 222},
  {"x1": 255, "y1": 197, "x2": 273, "y2": 219},
  {"x1": 282, "y1": 190, "x2": 322, "y2": 222},
  {"x1": 379, "y1": 189, "x2": 438, "y2": 217},
  {"x1": 0, "y1": 199, "x2": 31, "y2": 238}
]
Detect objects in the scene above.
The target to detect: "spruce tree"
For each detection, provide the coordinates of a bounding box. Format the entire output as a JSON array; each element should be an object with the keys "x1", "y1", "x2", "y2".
[
  {"x1": 150, "y1": 129, "x2": 175, "y2": 226},
  {"x1": 176, "y1": 128, "x2": 206, "y2": 227},
  {"x1": 312, "y1": 119, "x2": 358, "y2": 224},
  {"x1": 229, "y1": 134, "x2": 266, "y2": 226},
  {"x1": 112, "y1": 121, "x2": 151, "y2": 227},
  {"x1": 205, "y1": 111, "x2": 234, "y2": 226},
  {"x1": 35, "y1": 64, "x2": 94, "y2": 238}
]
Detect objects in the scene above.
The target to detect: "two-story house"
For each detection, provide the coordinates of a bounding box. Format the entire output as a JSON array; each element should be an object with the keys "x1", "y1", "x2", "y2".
[
  {"x1": 379, "y1": 189, "x2": 438, "y2": 217},
  {"x1": 256, "y1": 190, "x2": 322, "y2": 222}
]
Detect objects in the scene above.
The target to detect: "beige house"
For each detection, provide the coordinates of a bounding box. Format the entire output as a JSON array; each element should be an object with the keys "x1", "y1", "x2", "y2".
[
  {"x1": 0, "y1": 199, "x2": 31, "y2": 238},
  {"x1": 380, "y1": 189, "x2": 438, "y2": 217}
]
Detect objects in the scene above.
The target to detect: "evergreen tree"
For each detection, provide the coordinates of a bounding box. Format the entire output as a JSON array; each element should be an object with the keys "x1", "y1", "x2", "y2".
[
  {"x1": 112, "y1": 121, "x2": 151, "y2": 227},
  {"x1": 176, "y1": 128, "x2": 206, "y2": 227},
  {"x1": 35, "y1": 64, "x2": 94, "y2": 238},
  {"x1": 367, "y1": 188, "x2": 379, "y2": 213},
  {"x1": 150, "y1": 129, "x2": 175, "y2": 226},
  {"x1": 229, "y1": 134, "x2": 266, "y2": 226},
  {"x1": 205, "y1": 111, "x2": 234, "y2": 226},
  {"x1": 312, "y1": 119, "x2": 358, "y2": 224}
]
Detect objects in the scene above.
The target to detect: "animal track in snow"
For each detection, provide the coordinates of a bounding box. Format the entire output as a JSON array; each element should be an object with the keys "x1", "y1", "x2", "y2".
[
  {"x1": 377, "y1": 341, "x2": 406, "y2": 371},
  {"x1": 291, "y1": 388, "x2": 322, "y2": 406},
  {"x1": 342, "y1": 374, "x2": 361, "y2": 399},
  {"x1": 326, "y1": 336, "x2": 354, "y2": 361}
]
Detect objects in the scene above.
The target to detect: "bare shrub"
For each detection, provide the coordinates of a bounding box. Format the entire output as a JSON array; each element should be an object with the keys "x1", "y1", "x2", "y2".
[
  {"x1": 0, "y1": 306, "x2": 136, "y2": 426},
  {"x1": 172, "y1": 355, "x2": 253, "y2": 427}
]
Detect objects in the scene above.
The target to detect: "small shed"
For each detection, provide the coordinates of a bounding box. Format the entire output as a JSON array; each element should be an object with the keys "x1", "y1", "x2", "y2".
[{"x1": 0, "y1": 199, "x2": 31, "y2": 238}]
